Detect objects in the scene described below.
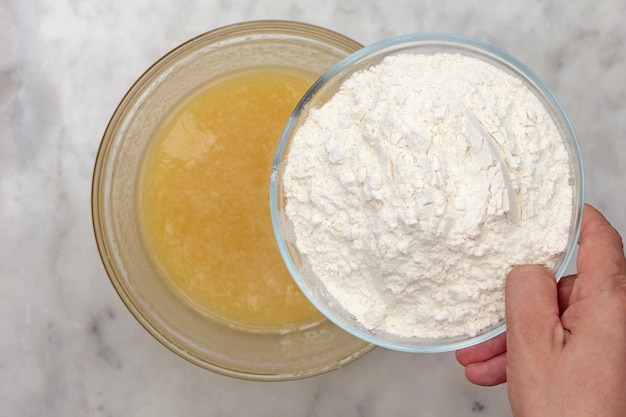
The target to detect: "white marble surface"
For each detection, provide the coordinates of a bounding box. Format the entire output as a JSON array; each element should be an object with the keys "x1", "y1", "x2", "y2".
[{"x1": 1, "y1": 0, "x2": 625, "y2": 415}]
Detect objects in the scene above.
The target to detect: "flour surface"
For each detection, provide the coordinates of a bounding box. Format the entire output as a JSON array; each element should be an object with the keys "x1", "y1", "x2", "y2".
[{"x1": 283, "y1": 52, "x2": 573, "y2": 339}]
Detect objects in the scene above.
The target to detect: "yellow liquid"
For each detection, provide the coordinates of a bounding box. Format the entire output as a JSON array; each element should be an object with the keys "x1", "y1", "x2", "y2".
[{"x1": 140, "y1": 67, "x2": 322, "y2": 329}]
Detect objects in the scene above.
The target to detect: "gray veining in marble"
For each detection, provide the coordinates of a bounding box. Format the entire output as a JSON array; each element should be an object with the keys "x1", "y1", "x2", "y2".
[{"x1": 2, "y1": 0, "x2": 624, "y2": 415}]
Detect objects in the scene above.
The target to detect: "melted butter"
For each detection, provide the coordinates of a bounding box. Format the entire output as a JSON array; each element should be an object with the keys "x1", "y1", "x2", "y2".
[{"x1": 140, "y1": 67, "x2": 322, "y2": 329}]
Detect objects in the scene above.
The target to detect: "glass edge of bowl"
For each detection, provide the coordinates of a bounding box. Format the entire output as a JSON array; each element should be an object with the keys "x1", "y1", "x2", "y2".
[
  {"x1": 93, "y1": 20, "x2": 373, "y2": 379},
  {"x1": 270, "y1": 32, "x2": 585, "y2": 353},
  {"x1": 156, "y1": 333, "x2": 375, "y2": 382}
]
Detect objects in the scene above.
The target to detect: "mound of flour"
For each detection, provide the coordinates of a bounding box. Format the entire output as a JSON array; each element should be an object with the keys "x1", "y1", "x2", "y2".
[{"x1": 282, "y1": 52, "x2": 573, "y2": 339}]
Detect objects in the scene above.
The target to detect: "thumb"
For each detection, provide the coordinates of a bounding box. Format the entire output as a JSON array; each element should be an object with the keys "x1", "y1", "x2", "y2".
[{"x1": 505, "y1": 265, "x2": 564, "y2": 356}]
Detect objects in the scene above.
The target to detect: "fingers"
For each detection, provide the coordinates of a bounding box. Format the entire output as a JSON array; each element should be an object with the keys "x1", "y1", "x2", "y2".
[
  {"x1": 464, "y1": 352, "x2": 507, "y2": 386},
  {"x1": 557, "y1": 274, "x2": 577, "y2": 313},
  {"x1": 456, "y1": 333, "x2": 507, "y2": 386},
  {"x1": 505, "y1": 265, "x2": 564, "y2": 352},
  {"x1": 456, "y1": 332, "x2": 506, "y2": 365},
  {"x1": 577, "y1": 204, "x2": 626, "y2": 285},
  {"x1": 459, "y1": 265, "x2": 561, "y2": 386},
  {"x1": 458, "y1": 204, "x2": 626, "y2": 387}
]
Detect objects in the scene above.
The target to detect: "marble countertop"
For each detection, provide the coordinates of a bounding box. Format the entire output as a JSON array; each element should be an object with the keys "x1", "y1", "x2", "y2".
[{"x1": 2, "y1": 0, "x2": 624, "y2": 415}]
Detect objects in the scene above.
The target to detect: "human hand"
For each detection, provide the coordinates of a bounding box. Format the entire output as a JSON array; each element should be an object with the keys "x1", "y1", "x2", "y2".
[{"x1": 456, "y1": 204, "x2": 626, "y2": 416}]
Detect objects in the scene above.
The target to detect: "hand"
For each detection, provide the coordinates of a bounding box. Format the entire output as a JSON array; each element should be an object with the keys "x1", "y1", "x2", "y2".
[{"x1": 456, "y1": 204, "x2": 626, "y2": 416}]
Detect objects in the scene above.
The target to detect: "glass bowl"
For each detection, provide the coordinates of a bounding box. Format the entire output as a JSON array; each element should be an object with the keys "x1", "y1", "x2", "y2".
[
  {"x1": 92, "y1": 20, "x2": 374, "y2": 380},
  {"x1": 270, "y1": 33, "x2": 584, "y2": 353}
]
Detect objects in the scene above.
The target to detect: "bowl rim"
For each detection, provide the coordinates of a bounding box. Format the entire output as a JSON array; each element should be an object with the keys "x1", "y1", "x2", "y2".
[
  {"x1": 270, "y1": 32, "x2": 585, "y2": 353},
  {"x1": 91, "y1": 19, "x2": 374, "y2": 380}
]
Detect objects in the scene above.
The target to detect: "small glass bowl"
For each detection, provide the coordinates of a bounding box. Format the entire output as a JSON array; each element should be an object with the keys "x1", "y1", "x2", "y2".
[
  {"x1": 270, "y1": 33, "x2": 584, "y2": 353},
  {"x1": 92, "y1": 20, "x2": 374, "y2": 380}
]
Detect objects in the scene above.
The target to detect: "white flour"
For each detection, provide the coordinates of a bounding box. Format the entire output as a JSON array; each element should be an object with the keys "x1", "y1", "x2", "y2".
[{"x1": 282, "y1": 52, "x2": 573, "y2": 339}]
